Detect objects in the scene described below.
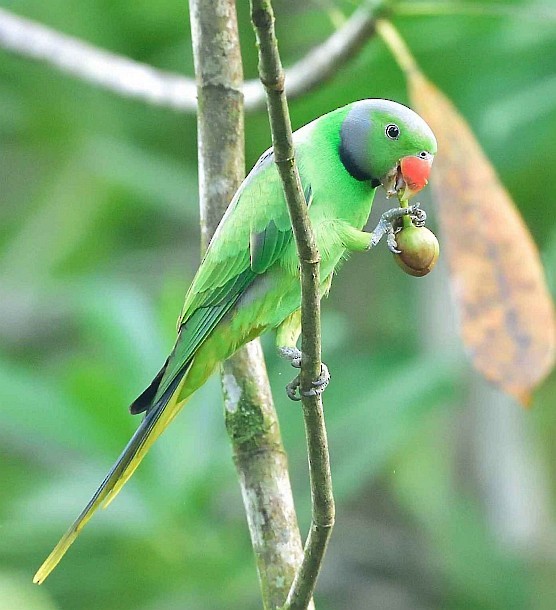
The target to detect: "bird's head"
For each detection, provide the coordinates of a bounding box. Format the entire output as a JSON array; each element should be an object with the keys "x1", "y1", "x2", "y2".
[{"x1": 339, "y1": 99, "x2": 437, "y2": 199}]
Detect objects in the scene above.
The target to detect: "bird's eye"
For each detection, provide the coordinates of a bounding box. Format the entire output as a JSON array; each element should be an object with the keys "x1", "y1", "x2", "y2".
[
  {"x1": 385, "y1": 123, "x2": 400, "y2": 140},
  {"x1": 419, "y1": 151, "x2": 429, "y2": 159}
]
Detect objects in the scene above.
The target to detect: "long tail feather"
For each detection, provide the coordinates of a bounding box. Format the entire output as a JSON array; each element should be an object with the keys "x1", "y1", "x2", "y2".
[{"x1": 33, "y1": 374, "x2": 189, "y2": 585}]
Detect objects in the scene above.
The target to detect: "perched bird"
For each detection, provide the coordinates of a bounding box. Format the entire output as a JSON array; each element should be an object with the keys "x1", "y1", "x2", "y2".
[{"x1": 34, "y1": 99, "x2": 436, "y2": 583}]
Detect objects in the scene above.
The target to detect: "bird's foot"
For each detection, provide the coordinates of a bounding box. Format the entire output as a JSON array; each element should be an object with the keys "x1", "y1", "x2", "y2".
[
  {"x1": 410, "y1": 205, "x2": 427, "y2": 227},
  {"x1": 278, "y1": 347, "x2": 330, "y2": 402},
  {"x1": 369, "y1": 203, "x2": 427, "y2": 253},
  {"x1": 286, "y1": 363, "x2": 331, "y2": 402},
  {"x1": 278, "y1": 346, "x2": 302, "y2": 369}
]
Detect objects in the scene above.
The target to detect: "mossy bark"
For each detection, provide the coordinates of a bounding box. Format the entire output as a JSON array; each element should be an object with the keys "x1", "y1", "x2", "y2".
[{"x1": 188, "y1": 1, "x2": 306, "y2": 607}]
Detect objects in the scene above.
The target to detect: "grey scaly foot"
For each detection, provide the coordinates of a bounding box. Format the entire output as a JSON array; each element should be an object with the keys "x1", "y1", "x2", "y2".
[
  {"x1": 285, "y1": 363, "x2": 331, "y2": 402},
  {"x1": 278, "y1": 346, "x2": 302, "y2": 369},
  {"x1": 278, "y1": 347, "x2": 331, "y2": 402},
  {"x1": 369, "y1": 203, "x2": 427, "y2": 253},
  {"x1": 410, "y1": 206, "x2": 427, "y2": 227},
  {"x1": 286, "y1": 376, "x2": 301, "y2": 401}
]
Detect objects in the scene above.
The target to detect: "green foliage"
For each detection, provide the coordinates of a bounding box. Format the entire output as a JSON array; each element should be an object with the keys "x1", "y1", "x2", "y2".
[{"x1": 1, "y1": 1, "x2": 554, "y2": 608}]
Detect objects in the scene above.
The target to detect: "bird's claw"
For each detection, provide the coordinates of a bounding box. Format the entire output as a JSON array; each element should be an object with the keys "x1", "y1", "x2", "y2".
[
  {"x1": 370, "y1": 203, "x2": 427, "y2": 252},
  {"x1": 279, "y1": 346, "x2": 302, "y2": 368},
  {"x1": 285, "y1": 363, "x2": 331, "y2": 402},
  {"x1": 278, "y1": 347, "x2": 330, "y2": 401},
  {"x1": 286, "y1": 376, "x2": 301, "y2": 401},
  {"x1": 410, "y1": 205, "x2": 427, "y2": 227},
  {"x1": 386, "y1": 227, "x2": 401, "y2": 254}
]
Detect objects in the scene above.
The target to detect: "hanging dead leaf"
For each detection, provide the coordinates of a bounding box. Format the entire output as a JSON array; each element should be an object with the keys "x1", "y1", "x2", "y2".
[
  {"x1": 376, "y1": 19, "x2": 556, "y2": 405},
  {"x1": 407, "y1": 70, "x2": 554, "y2": 405}
]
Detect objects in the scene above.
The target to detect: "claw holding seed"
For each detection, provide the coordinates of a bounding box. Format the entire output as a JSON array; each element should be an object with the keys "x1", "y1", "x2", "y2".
[
  {"x1": 387, "y1": 227, "x2": 401, "y2": 254},
  {"x1": 410, "y1": 206, "x2": 427, "y2": 227},
  {"x1": 369, "y1": 203, "x2": 424, "y2": 251}
]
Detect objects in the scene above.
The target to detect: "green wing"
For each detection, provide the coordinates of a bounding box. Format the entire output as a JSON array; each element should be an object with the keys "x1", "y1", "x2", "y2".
[
  {"x1": 132, "y1": 152, "x2": 310, "y2": 412},
  {"x1": 249, "y1": 180, "x2": 312, "y2": 273}
]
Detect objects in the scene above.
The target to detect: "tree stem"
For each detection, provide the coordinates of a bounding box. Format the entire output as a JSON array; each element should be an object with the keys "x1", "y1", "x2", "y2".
[
  {"x1": 249, "y1": 2, "x2": 335, "y2": 608},
  {"x1": 188, "y1": 1, "x2": 307, "y2": 607}
]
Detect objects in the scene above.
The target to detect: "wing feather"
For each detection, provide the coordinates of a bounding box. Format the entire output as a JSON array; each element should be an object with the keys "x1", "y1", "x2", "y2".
[{"x1": 153, "y1": 152, "x2": 311, "y2": 408}]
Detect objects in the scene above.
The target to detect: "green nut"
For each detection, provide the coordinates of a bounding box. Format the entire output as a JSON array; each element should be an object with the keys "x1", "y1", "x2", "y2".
[{"x1": 394, "y1": 224, "x2": 440, "y2": 277}]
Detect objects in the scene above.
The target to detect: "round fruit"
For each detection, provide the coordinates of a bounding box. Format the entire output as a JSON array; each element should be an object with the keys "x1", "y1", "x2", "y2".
[{"x1": 393, "y1": 224, "x2": 439, "y2": 277}]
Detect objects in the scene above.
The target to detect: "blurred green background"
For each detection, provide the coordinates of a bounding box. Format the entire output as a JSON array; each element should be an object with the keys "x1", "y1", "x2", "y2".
[{"x1": 1, "y1": 1, "x2": 555, "y2": 608}]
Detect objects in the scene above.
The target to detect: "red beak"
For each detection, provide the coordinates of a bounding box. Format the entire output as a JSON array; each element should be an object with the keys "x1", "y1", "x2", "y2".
[{"x1": 399, "y1": 154, "x2": 433, "y2": 199}]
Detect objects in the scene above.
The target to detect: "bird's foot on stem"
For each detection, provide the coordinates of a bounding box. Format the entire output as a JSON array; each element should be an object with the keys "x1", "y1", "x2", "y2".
[
  {"x1": 278, "y1": 346, "x2": 302, "y2": 369},
  {"x1": 279, "y1": 347, "x2": 330, "y2": 401}
]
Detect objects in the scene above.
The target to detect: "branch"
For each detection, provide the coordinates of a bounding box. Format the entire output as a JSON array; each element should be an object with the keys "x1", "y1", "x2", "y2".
[
  {"x1": 249, "y1": 2, "x2": 335, "y2": 609},
  {"x1": 244, "y1": 4, "x2": 377, "y2": 109},
  {"x1": 188, "y1": 1, "x2": 308, "y2": 608},
  {"x1": 0, "y1": 5, "x2": 377, "y2": 113},
  {"x1": 0, "y1": 7, "x2": 197, "y2": 111}
]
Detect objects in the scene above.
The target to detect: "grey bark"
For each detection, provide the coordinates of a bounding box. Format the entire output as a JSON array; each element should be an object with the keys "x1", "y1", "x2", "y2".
[{"x1": 188, "y1": 1, "x2": 307, "y2": 608}]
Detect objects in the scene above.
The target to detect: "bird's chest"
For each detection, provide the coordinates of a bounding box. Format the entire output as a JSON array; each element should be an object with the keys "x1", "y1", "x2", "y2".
[
  {"x1": 314, "y1": 192, "x2": 374, "y2": 268},
  {"x1": 277, "y1": 176, "x2": 374, "y2": 279}
]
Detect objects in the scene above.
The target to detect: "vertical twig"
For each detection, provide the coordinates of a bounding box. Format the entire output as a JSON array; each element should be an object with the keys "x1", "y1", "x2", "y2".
[
  {"x1": 249, "y1": 2, "x2": 335, "y2": 608},
  {"x1": 188, "y1": 1, "x2": 308, "y2": 607}
]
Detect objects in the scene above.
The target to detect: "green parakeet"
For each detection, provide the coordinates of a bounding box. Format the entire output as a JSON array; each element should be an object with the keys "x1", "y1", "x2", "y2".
[{"x1": 34, "y1": 99, "x2": 437, "y2": 583}]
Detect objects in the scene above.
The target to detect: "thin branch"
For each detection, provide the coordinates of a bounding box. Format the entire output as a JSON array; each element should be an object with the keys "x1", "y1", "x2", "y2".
[
  {"x1": 0, "y1": 7, "x2": 197, "y2": 111},
  {"x1": 249, "y1": 1, "x2": 335, "y2": 609},
  {"x1": 244, "y1": 4, "x2": 377, "y2": 109},
  {"x1": 189, "y1": 1, "x2": 308, "y2": 608},
  {"x1": 0, "y1": 5, "x2": 378, "y2": 113}
]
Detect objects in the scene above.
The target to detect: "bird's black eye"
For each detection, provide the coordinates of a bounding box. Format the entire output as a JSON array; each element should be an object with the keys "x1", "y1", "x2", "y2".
[
  {"x1": 419, "y1": 151, "x2": 429, "y2": 159},
  {"x1": 385, "y1": 123, "x2": 400, "y2": 140}
]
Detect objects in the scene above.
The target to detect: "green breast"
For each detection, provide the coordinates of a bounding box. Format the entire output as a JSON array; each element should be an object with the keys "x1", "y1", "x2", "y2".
[{"x1": 295, "y1": 114, "x2": 376, "y2": 277}]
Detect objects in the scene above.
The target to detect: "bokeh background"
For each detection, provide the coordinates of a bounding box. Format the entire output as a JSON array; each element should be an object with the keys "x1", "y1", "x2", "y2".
[{"x1": 1, "y1": 1, "x2": 555, "y2": 608}]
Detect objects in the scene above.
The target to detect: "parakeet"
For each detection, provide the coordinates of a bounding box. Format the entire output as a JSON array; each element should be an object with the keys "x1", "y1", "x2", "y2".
[{"x1": 34, "y1": 99, "x2": 437, "y2": 583}]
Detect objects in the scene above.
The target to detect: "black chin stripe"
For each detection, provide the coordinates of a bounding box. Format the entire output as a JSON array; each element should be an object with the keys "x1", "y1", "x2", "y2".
[
  {"x1": 339, "y1": 140, "x2": 374, "y2": 182},
  {"x1": 338, "y1": 104, "x2": 378, "y2": 184}
]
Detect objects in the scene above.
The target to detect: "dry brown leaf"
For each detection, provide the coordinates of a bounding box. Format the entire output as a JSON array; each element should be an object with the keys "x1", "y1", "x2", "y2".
[{"x1": 408, "y1": 71, "x2": 555, "y2": 405}]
